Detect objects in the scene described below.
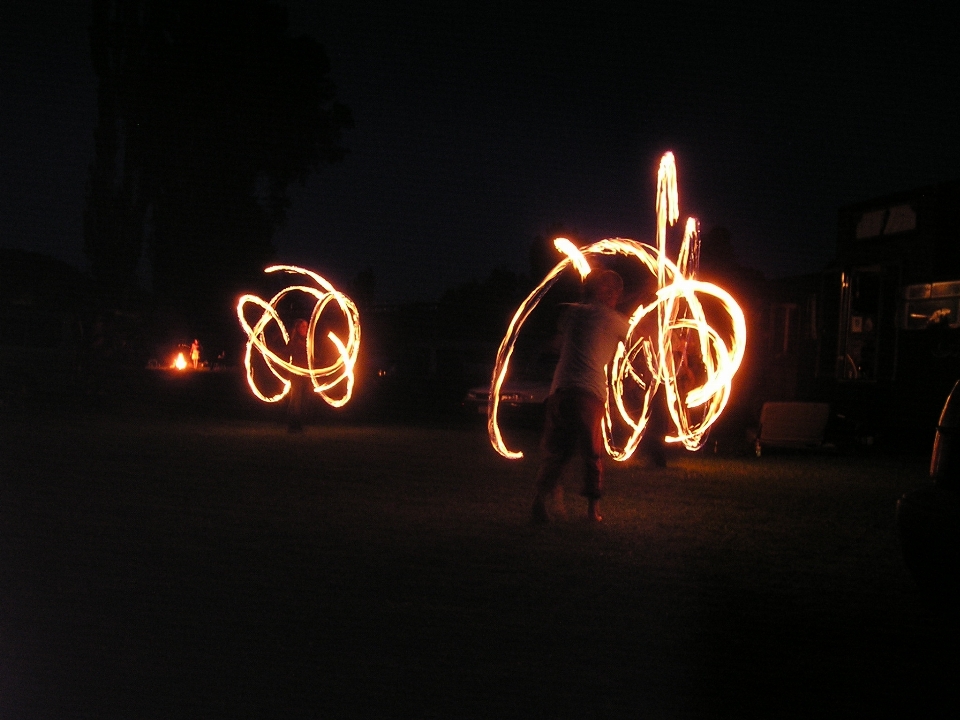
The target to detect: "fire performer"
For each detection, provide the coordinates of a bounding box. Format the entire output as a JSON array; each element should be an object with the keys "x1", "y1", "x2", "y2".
[
  {"x1": 531, "y1": 269, "x2": 628, "y2": 523},
  {"x1": 285, "y1": 319, "x2": 309, "y2": 432}
]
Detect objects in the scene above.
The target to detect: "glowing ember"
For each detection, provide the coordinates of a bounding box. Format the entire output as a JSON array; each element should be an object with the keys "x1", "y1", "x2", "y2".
[
  {"x1": 237, "y1": 265, "x2": 361, "y2": 407},
  {"x1": 173, "y1": 352, "x2": 187, "y2": 370},
  {"x1": 489, "y1": 152, "x2": 746, "y2": 460}
]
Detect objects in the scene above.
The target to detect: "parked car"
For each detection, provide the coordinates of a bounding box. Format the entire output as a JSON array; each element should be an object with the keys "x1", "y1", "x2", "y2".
[
  {"x1": 463, "y1": 352, "x2": 556, "y2": 416},
  {"x1": 463, "y1": 378, "x2": 552, "y2": 414}
]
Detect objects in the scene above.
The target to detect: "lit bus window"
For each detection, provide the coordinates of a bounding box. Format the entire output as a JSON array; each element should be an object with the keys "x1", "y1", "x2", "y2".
[{"x1": 902, "y1": 281, "x2": 960, "y2": 329}]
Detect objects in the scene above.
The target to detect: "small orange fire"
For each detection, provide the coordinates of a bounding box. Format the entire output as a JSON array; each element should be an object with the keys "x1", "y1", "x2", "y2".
[{"x1": 173, "y1": 352, "x2": 187, "y2": 371}]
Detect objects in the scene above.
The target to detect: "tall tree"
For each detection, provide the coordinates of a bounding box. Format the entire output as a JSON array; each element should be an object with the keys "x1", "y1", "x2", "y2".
[
  {"x1": 85, "y1": 0, "x2": 150, "y2": 299},
  {"x1": 84, "y1": 0, "x2": 351, "y2": 311}
]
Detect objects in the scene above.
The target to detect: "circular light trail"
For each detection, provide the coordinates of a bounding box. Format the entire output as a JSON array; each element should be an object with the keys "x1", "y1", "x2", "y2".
[
  {"x1": 237, "y1": 265, "x2": 361, "y2": 408},
  {"x1": 488, "y1": 153, "x2": 747, "y2": 460}
]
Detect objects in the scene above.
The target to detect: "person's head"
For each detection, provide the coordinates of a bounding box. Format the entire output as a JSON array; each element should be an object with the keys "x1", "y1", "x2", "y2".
[
  {"x1": 293, "y1": 319, "x2": 308, "y2": 338},
  {"x1": 583, "y1": 269, "x2": 624, "y2": 308}
]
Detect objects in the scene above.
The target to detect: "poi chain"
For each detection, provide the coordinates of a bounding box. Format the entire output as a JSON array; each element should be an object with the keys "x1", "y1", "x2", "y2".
[
  {"x1": 488, "y1": 153, "x2": 747, "y2": 460},
  {"x1": 237, "y1": 265, "x2": 360, "y2": 408}
]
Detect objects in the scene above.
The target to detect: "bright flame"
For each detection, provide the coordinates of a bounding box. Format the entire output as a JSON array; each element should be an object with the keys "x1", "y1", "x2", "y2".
[
  {"x1": 173, "y1": 353, "x2": 187, "y2": 371},
  {"x1": 236, "y1": 265, "x2": 361, "y2": 407},
  {"x1": 488, "y1": 153, "x2": 746, "y2": 460},
  {"x1": 554, "y1": 237, "x2": 592, "y2": 279}
]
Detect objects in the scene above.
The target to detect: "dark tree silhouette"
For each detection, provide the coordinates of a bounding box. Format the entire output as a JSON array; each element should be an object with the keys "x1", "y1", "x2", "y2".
[
  {"x1": 348, "y1": 267, "x2": 376, "y2": 310},
  {"x1": 84, "y1": 0, "x2": 351, "y2": 312},
  {"x1": 698, "y1": 225, "x2": 737, "y2": 276},
  {"x1": 85, "y1": 0, "x2": 150, "y2": 298},
  {"x1": 698, "y1": 225, "x2": 765, "y2": 293},
  {"x1": 437, "y1": 267, "x2": 524, "y2": 341}
]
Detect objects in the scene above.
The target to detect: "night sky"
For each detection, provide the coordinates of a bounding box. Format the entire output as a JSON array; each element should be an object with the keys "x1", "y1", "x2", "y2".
[{"x1": 3, "y1": 0, "x2": 959, "y2": 303}]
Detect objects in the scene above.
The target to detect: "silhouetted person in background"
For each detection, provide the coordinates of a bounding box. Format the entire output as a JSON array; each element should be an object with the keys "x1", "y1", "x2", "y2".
[
  {"x1": 190, "y1": 339, "x2": 201, "y2": 369},
  {"x1": 532, "y1": 270, "x2": 628, "y2": 523},
  {"x1": 285, "y1": 319, "x2": 309, "y2": 432}
]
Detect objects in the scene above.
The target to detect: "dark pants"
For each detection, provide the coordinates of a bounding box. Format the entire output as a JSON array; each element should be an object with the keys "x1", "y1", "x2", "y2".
[{"x1": 535, "y1": 388, "x2": 605, "y2": 499}]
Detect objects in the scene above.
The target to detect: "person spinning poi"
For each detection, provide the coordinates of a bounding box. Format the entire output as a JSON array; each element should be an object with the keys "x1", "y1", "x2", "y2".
[{"x1": 531, "y1": 269, "x2": 629, "y2": 523}]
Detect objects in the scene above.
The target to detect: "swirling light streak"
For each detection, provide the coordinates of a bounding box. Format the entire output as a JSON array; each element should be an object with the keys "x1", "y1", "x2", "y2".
[
  {"x1": 236, "y1": 265, "x2": 360, "y2": 408},
  {"x1": 488, "y1": 153, "x2": 746, "y2": 460},
  {"x1": 554, "y1": 237, "x2": 592, "y2": 279}
]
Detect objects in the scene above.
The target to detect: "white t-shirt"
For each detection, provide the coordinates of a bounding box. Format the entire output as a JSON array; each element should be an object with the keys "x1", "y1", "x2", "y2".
[{"x1": 550, "y1": 303, "x2": 629, "y2": 401}]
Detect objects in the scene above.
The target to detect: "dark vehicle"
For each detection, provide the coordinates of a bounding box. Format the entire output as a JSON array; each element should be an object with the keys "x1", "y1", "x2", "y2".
[{"x1": 463, "y1": 352, "x2": 556, "y2": 417}]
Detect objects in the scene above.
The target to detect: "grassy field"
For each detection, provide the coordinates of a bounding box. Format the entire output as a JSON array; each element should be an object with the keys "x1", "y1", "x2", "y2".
[{"x1": 0, "y1": 406, "x2": 955, "y2": 719}]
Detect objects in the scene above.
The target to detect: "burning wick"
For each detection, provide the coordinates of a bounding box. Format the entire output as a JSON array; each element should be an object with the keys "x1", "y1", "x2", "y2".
[
  {"x1": 237, "y1": 265, "x2": 361, "y2": 408},
  {"x1": 489, "y1": 152, "x2": 747, "y2": 460}
]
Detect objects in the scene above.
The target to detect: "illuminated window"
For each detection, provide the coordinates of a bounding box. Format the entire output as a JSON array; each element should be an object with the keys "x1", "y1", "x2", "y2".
[
  {"x1": 883, "y1": 204, "x2": 916, "y2": 235},
  {"x1": 856, "y1": 210, "x2": 886, "y2": 239},
  {"x1": 855, "y1": 204, "x2": 917, "y2": 239},
  {"x1": 902, "y1": 280, "x2": 960, "y2": 329}
]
